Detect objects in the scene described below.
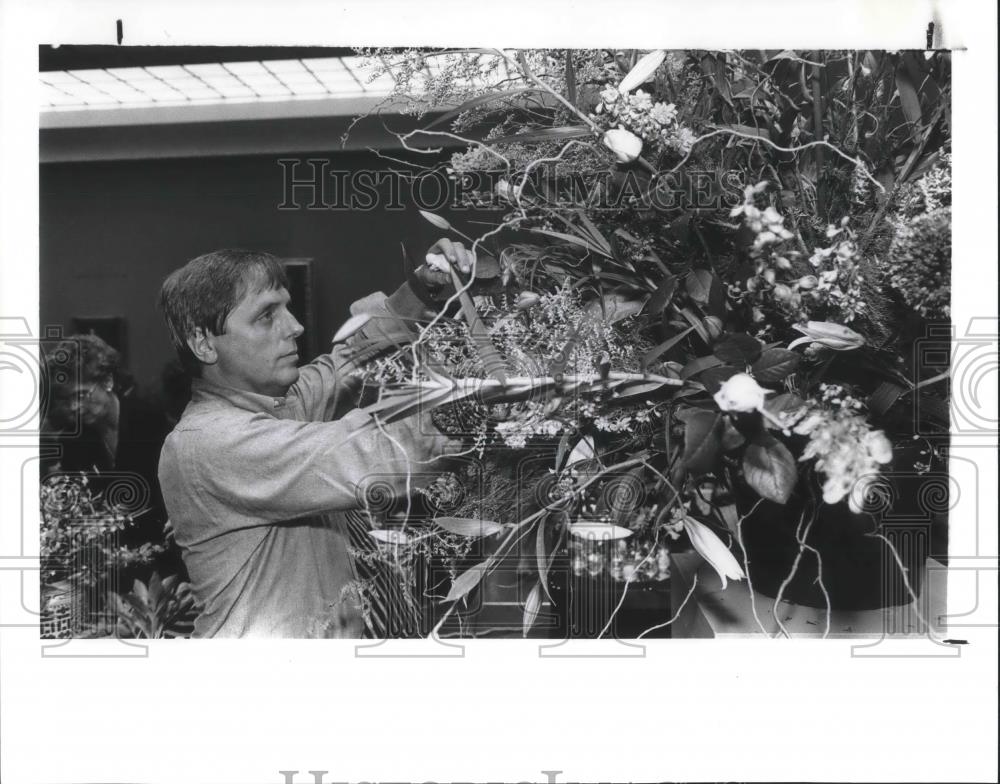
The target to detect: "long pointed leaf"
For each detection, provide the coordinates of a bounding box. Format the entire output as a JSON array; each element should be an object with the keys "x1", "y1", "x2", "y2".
[{"x1": 447, "y1": 265, "x2": 508, "y2": 383}]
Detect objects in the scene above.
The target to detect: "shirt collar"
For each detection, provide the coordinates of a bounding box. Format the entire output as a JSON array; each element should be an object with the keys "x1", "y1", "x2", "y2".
[{"x1": 190, "y1": 377, "x2": 287, "y2": 415}]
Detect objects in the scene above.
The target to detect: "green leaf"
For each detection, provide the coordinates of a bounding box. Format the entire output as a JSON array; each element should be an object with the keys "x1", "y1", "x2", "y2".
[
  {"x1": 751, "y1": 347, "x2": 801, "y2": 383},
  {"x1": 762, "y1": 393, "x2": 806, "y2": 429},
  {"x1": 448, "y1": 265, "x2": 508, "y2": 383},
  {"x1": 432, "y1": 517, "x2": 503, "y2": 538},
  {"x1": 530, "y1": 228, "x2": 613, "y2": 258},
  {"x1": 742, "y1": 434, "x2": 798, "y2": 504},
  {"x1": 642, "y1": 325, "x2": 694, "y2": 367},
  {"x1": 423, "y1": 88, "x2": 542, "y2": 130},
  {"x1": 721, "y1": 420, "x2": 746, "y2": 450},
  {"x1": 643, "y1": 275, "x2": 678, "y2": 315},
  {"x1": 895, "y1": 64, "x2": 923, "y2": 140},
  {"x1": 868, "y1": 382, "x2": 907, "y2": 417},
  {"x1": 682, "y1": 410, "x2": 724, "y2": 473},
  {"x1": 680, "y1": 354, "x2": 723, "y2": 380},
  {"x1": 443, "y1": 562, "x2": 489, "y2": 603},
  {"x1": 487, "y1": 126, "x2": 593, "y2": 145},
  {"x1": 713, "y1": 333, "x2": 763, "y2": 364},
  {"x1": 685, "y1": 269, "x2": 716, "y2": 305}
]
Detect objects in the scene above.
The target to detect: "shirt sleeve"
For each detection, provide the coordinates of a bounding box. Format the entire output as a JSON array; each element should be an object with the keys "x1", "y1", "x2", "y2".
[
  {"x1": 289, "y1": 283, "x2": 427, "y2": 422},
  {"x1": 190, "y1": 407, "x2": 452, "y2": 524}
]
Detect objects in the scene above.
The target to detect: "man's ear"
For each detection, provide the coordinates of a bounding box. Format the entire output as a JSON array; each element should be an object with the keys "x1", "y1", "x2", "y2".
[{"x1": 187, "y1": 327, "x2": 218, "y2": 366}]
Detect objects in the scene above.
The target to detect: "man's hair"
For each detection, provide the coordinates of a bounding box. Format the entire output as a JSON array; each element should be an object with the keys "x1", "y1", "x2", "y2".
[{"x1": 158, "y1": 249, "x2": 288, "y2": 376}]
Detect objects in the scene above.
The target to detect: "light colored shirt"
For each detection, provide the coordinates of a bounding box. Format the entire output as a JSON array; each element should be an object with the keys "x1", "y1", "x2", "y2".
[{"x1": 158, "y1": 288, "x2": 441, "y2": 638}]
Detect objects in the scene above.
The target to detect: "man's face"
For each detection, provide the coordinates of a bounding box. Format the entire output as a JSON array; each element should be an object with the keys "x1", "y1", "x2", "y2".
[
  {"x1": 51, "y1": 373, "x2": 119, "y2": 431},
  {"x1": 205, "y1": 284, "x2": 304, "y2": 398}
]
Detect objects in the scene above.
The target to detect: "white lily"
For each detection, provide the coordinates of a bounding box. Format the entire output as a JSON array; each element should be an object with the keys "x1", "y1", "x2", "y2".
[
  {"x1": 683, "y1": 517, "x2": 745, "y2": 590},
  {"x1": 602, "y1": 128, "x2": 643, "y2": 164},
  {"x1": 788, "y1": 321, "x2": 865, "y2": 351}
]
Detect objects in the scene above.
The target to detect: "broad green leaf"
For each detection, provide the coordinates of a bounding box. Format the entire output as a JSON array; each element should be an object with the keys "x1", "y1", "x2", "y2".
[
  {"x1": 685, "y1": 269, "x2": 716, "y2": 305},
  {"x1": 680, "y1": 354, "x2": 723, "y2": 380},
  {"x1": 443, "y1": 561, "x2": 489, "y2": 603},
  {"x1": 751, "y1": 347, "x2": 801, "y2": 383},
  {"x1": 742, "y1": 434, "x2": 798, "y2": 504},
  {"x1": 643, "y1": 275, "x2": 678, "y2": 315},
  {"x1": 713, "y1": 333, "x2": 763, "y2": 364},
  {"x1": 682, "y1": 410, "x2": 724, "y2": 473},
  {"x1": 642, "y1": 327, "x2": 694, "y2": 367}
]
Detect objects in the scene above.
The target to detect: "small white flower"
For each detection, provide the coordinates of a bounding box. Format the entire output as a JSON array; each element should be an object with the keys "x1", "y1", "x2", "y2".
[
  {"x1": 630, "y1": 90, "x2": 653, "y2": 110},
  {"x1": 600, "y1": 86, "x2": 620, "y2": 106},
  {"x1": 649, "y1": 101, "x2": 677, "y2": 126},
  {"x1": 865, "y1": 430, "x2": 893, "y2": 464},
  {"x1": 495, "y1": 178, "x2": 523, "y2": 202},
  {"x1": 713, "y1": 373, "x2": 768, "y2": 413}
]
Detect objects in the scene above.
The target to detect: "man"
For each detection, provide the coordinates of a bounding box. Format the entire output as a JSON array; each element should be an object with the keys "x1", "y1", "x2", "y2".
[{"x1": 157, "y1": 241, "x2": 472, "y2": 637}]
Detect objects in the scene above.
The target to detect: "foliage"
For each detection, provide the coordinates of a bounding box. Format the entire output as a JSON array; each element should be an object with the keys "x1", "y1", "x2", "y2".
[
  {"x1": 348, "y1": 48, "x2": 952, "y2": 635},
  {"x1": 40, "y1": 473, "x2": 165, "y2": 633},
  {"x1": 114, "y1": 572, "x2": 199, "y2": 639}
]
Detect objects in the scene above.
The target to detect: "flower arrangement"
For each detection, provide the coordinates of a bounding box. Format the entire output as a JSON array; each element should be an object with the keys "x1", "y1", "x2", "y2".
[{"x1": 347, "y1": 49, "x2": 952, "y2": 636}]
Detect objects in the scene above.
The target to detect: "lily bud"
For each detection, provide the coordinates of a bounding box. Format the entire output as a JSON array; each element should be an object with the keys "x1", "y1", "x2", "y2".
[
  {"x1": 796, "y1": 275, "x2": 818, "y2": 290},
  {"x1": 602, "y1": 128, "x2": 643, "y2": 164},
  {"x1": 515, "y1": 291, "x2": 541, "y2": 311},
  {"x1": 713, "y1": 372, "x2": 768, "y2": 413},
  {"x1": 703, "y1": 315, "x2": 724, "y2": 340},
  {"x1": 683, "y1": 517, "x2": 746, "y2": 590},
  {"x1": 775, "y1": 256, "x2": 793, "y2": 271},
  {"x1": 788, "y1": 321, "x2": 866, "y2": 351},
  {"x1": 763, "y1": 268, "x2": 776, "y2": 285}
]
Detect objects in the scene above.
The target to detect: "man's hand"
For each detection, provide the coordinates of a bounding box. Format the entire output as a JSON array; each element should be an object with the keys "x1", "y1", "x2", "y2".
[
  {"x1": 413, "y1": 238, "x2": 474, "y2": 294},
  {"x1": 412, "y1": 238, "x2": 501, "y2": 306}
]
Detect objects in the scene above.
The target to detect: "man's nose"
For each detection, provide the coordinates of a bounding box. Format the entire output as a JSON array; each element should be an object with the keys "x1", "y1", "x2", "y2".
[{"x1": 287, "y1": 312, "x2": 305, "y2": 338}]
